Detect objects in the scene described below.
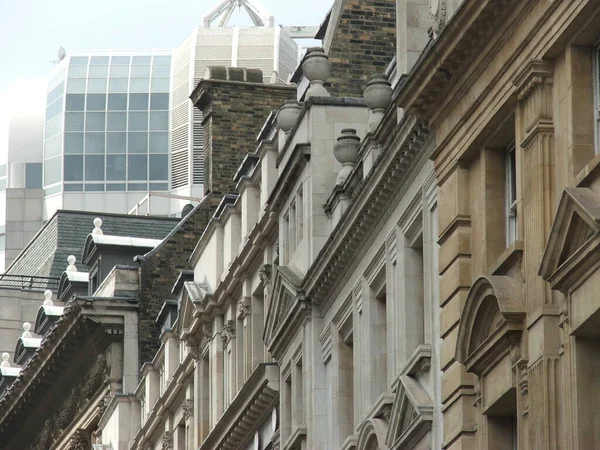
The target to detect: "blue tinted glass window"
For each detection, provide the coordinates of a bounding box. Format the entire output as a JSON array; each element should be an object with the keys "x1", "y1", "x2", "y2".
[
  {"x1": 85, "y1": 133, "x2": 105, "y2": 153},
  {"x1": 64, "y1": 184, "x2": 83, "y2": 191},
  {"x1": 67, "y1": 79, "x2": 86, "y2": 93},
  {"x1": 128, "y1": 112, "x2": 148, "y2": 131},
  {"x1": 44, "y1": 156, "x2": 62, "y2": 185},
  {"x1": 132, "y1": 56, "x2": 152, "y2": 64},
  {"x1": 151, "y1": 78, "x2": 170, "y2": 92},
  {"x1": 90, "y1": 56, "x2": 109, "y2": 65},
  {"x1": 151, "y1": 65, "x2": 170, "y2": 77},
  {"x1": 45, "y1": 134, "x2": 62, "y2": 158},
  {"x1": 85, "y1": 155, "x2": 105, "y2": 181},
  {"x1": 88, "y1": 78, "x2": 107, "y2": 93},
  {"x1": 66, "y1": 94, "x2": 85, "y2": 111},
  {"x1": 25, "y1": 163, "x2": 43, "y2": 189},
  {"x1": 153, "y1": 56, "x2": 171, "y2": 65},
  {"x1": 130, "y1": 78, "x2": 150, "y2": 93},
  {"x1": 64, "y1": 133, "x2": 84, "y2": 154},
  {"x1": 85, "y1": 184, "x2": 105, "y2": 191},
  {"x1": 46, "y1": 99, "x2": 63, "y2": 120},
  {"x1": 86, "y1": 112, "x2": 106, "y2": 131},
  {"x1": 69, "y1": 56, "x2": 89, "y2": 66},
  {"x1": 108, "y1": 94, "x2": 128, "y2": 110},
  {"x1": 150, "y1": 93, "x2": 169, "y2": 110},
  {"x1": 128, "y1": 183, "x2": 148, "y2": 191},
  {"x1": 109, "y1": 65, "x2": 130, "y2": 78},
  {"x1": 89, "y1": 65, "x2": 109, "y2": 77},
  {"x1": 109, "y1": 78, "x2": 128, "y2": 92},
  {"x1": 149, "y1": 111, "x2": 168, "y2": 131},
  {"x1": 128, "y1": 155, "x2": 147, "y2": 180},
  {"x1": 149, "y1": 182, "x2": 168, "y2": 191},
  {"x1": 107, "y1": 112, "x2": 126, "y2": 131},
  {"x1": 149, "y1": 154, "x2": 168, "y2": 180},
  {"x1": 47, "y1": 82, "x2": 65, "y2": 105},
  {"x1": 68, "y1": 66, "x2": 88, "y2": 78},
  {"x1": 129, "y1": 93, "x2": 148, "y2": 110},
  {"x1": 128, "y1": 132, "x2": 148, "y2": 153},
  {"x1": 107, "y1": 133, "x2": 127, "y2": 153},
  {"x1": 112, "y1": 56, "x2": 130, "y2": 64},
  {"x1": 149, "y1": 132, "x2": 168, "y2": 153},
  {"x1": 131, "y1": 65, "x2": 150, "y2": 76},
  {"x1": 86, "y1": 94, "x2": 106, "y2": 111},
  {"x1": 106, "y1": 154, "x2": 126, "y2": 180},
  {"x1": 64, "y1": 155, "x2": 83, "y2": 181},
  {"x1": 45, "y1": 115, "x2": 63, "y2": 138},
  {"x1": 106, "y1": 183, "x2": 126, "y2": 191},
  {"x1": 65, "y1": 112, "x2": 84, "y2": 131}
]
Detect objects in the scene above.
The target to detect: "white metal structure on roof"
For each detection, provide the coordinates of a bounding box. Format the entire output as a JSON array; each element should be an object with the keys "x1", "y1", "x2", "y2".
[{"x1": 202, "y1": 0, "x2": 274, "y2": 27}]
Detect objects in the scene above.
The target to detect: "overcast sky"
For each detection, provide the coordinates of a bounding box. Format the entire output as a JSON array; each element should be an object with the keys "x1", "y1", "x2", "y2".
[{"x1": 0, "y1": 0, "x2": 332, "y2": 93}]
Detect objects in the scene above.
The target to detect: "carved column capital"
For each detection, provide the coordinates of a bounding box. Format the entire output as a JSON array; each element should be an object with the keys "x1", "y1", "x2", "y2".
[
  {"x1": 182, "y1": 398, "x2": 194, "y2": 420},
  {"x1": 185, "y1": 335, "x2": 201, "y2": 360},
  {"x1": 161, "y1": 431, "x2": 173, "y2": 450},
  {"x1": 237, "y1": 297, "x2": 252, "y2": 319},
  {"x1": 259, "y1": 264, "x2": 272, "y2": 286},
  {"x1": 221, "y1": 320, "x2": 236, "y2": 348},
  {"x1": 514, "y1": 59, "x2": 555, "y2": 137}
]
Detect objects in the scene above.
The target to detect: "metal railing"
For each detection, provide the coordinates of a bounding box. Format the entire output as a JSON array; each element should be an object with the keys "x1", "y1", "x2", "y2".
[
  {"x1": 0, "y1": 274, "x2": 60, "y2": 292},
  {"x1": 128, "y1": 191, "x2": 203, "y2": 216}
]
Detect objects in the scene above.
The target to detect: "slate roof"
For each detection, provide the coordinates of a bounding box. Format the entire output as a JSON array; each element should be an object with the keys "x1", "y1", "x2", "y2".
[{"x1": 5, "y1": 210, "x2": 179, "y2": 282}]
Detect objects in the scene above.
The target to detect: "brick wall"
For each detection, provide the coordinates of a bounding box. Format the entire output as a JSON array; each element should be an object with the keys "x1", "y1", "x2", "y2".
[
  {"x1": 192, "y1": 78, "x2": 295, "y2": 197},
  {"x1": 326, "y1": 0, "x2": 397, "y2": 97}
]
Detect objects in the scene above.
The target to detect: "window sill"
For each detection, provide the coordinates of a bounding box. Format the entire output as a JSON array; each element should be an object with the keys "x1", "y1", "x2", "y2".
[{"x1": 490, "y1": 240, "x2": 524, "y2": 276}]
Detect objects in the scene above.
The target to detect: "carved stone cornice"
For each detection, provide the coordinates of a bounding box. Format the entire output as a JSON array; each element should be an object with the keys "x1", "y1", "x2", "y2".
[
  {"x1": 221, "y1": 320, "x2": 236, "y2": 348},
  {"x1": 67, "y1": 429, "x2": 89, "y2": 450},
  {"x1": 237, "y1": 297, "x2": 252, "y2": 319},
  {"x1": 513, "y1": 59, "x2": 554, "y2": 137}
]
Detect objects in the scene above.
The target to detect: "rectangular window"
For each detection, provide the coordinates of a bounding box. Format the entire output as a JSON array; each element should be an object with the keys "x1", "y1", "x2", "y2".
[
  {"x1": 25, "y1": 163, "x2": 43, "y2": 189},
  {"x1": 128, "y1": 155, "x2": 148, "y2": 180},
  {"x1": 85, "y1": 155, "x2": 105, "y2": 181},
  {"x1": 149, "y1": 154, "x2": 168, "y2": 180},
  {"x1": 107, "y1": 112, "x2": 127, "y2": 131},
  {"x1": 107, "y1": 132, "x2": 127, "y2": 153},
  {"x1": 88, "y1": 65, "x2": 109, "y2": 77},
  {"x1": 65, "y1": 112, "x2": 84, "y2": 132},
  {"x1": 64, "y1": 155, "x2": 84, "y2": 181},
  {"x1": 44, "y1": 156, "x2": 62, "y2": 185},
  {"x1": 151, "y1": 77, "x2": 170, "y2": 92},
  {"x1": 108, "y1": 93, "x2": 128, "y2": 110},
  {"x1": 85, "y1": 133, "x2": 105, "y2": 153},
  {"x1": 128, "y1": 132, "x2": 148, "y2": 153},
  {"x1": 65, "y1": 94, "x2": 85, "y2": 111},
  {"x1": 109, "y1": 64, "x2": 130, "y2": 78},
  {"x1": 87, "y1": 78, "x2": 107, "y2": 93},
  {"x1": 131, "y1": 65, "x2": 151, "y2": 76},
  {"x1": 129, "y1": 93, "x2": 149, "y2": 110},
  {"x1": 65, "y1": 133, "x2": 84, "y2": 154},
  {"x1": 86, "y1": 94, "x2": 107, "y2": 111},
  {"x1": 505, "y1": 145, "x2": 517, "y2": 246},
  {"x1": 129, "y1": 112, "x2": 149, "y2": 131},
  {"x1": 150, "y1": 93, "x2": 169, "y2": 110},
  {"x1": 149, "y1": 132, "x2": 168, "y2": 153},
  {"x1": 106, "y1": 155, "x2": 127, "y2": 180},
  {"x1": 67, "y1": 79, "x2": 86, "y2": 93},
  {"x1": 106, "y1": 183, "x2": 126, "y2": 191},
  {"x1": 111, "y1": 56, "x2": 131, "y2": 65},
  {"x1": 85, "y1": 112, "x2": 106, "y2": 132},
  {"x1": 45, "y1": 134, "x2": 63, "y2": 158},
  {"x1": 108, "y1": 78, "x2": 129, "y2": 92}
]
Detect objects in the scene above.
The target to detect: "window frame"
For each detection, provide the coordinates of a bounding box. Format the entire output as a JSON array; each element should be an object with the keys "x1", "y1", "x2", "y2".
[{"x1": 505, "y1": 144, "x2": 517, "y2": 247}]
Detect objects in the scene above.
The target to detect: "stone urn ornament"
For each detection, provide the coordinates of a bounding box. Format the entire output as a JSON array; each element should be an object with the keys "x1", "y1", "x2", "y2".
[
  {"x1": 364, "y1": 73, "x2": 393, "y2": 133},
  {"x1": 302, "y1": 47, "x2": 331, "y2": 98},
  {"x1": 334, "y1": 129, "x2": 361, "y2": 186},
  {"x1": 277, "y1": 100, "x2": 302, "y2": 133}
]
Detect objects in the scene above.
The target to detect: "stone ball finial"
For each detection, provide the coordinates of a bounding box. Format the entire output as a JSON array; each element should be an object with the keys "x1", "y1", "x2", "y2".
[
  {"x1": 364, "y1": 73, "x2": 393, "y2": 133},
  {"x1": 22, "y1": 322, "x2": 32, "y2": 338},
  {"x1": 277, "y1": 100, "x2": 302, "y2": 133},
  {"x1": 67, "y1": 255, "x2": 78, "y2": 272},
  {"x1": 92, "y1": 217, "x2": 104, "y2": 235},
  {"x1": 43, "y1": 289, "x2": 54, "y2": 307},
  {"x1": 333, "y1": 129, "x2": 361, "y2": 186},
  {"x1": 302, "y1": 47, "x2": 331, "y2": 98},
  {"x1": 1, "y1": 352, "x2": 10, "y2": 368}
]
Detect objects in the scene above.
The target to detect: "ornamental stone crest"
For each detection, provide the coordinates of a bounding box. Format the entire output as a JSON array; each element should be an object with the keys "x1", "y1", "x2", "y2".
[
  {"x1": 202, "y1": 322, "x2": 213, "y2": 339},
  {"x1": 185, "y1": 335, "x2": 201, "y2": 360},
  {"x1": 259, "y1": 264, "x2": 272, "y2": 286},
  {"x1": 237, "y1": 297, "x2": 251, "y2": 319},
  {"x1": 222, "y1": 320, "x2": 236, "y2": 348},
  {"x1": 430, "y1": 0, "x2": 447, "y2": 35},
  {"x1": 182, "y1": 399, "x2": 194, "y2": 420}
]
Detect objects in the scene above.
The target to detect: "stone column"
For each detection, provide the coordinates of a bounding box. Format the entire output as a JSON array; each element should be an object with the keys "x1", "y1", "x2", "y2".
[{"x1": 514, "y1": 59, "x2": 560, "y2": 450}]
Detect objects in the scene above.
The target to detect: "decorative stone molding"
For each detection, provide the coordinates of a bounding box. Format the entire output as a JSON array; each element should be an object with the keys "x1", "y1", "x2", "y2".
[
  {"x1": 259, "y1": 264, "x2": 272, "y2": 286},
  {"x1": 161, "y1": 431, "x2": 173, "y2": 450},
  {"x1": 186, "y1": 335, "x2": 201, "y2": 360},
  {"x1": 202, "y1": 323, "x2": 213, "y2": 339},
  {"x1": 68, "y1": 429, "x2": 90, "y2": 450},
  {"x1": 221, "y1": 320, "x2": 236, "y2": 348},
  {"x1": 513, "y1": 59, "x2": 554, "y2": 137},
  {"x1": 302, "y1": 47, "x2": 331, "y2": 98},
  {"x1": 183, "y1": 399, "x2": 194, "y2": 420},
  {"x1": 237, "y1": 297, "x2": 252, "y2": 320},
  {"x1": 429, "y1": 0, "x2": 447, "y2": 36}
]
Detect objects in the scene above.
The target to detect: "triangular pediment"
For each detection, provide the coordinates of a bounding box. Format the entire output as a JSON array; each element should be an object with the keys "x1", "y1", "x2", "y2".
[
  {"x1": 385, "y1": 375, "x2": 433, "y2": 450},
  {"x1": 263, "y1": 265, "x2": 305, "y2": 350},
  {"x1": 540, "y1": 188, "x2": 600, "y2": 293}
]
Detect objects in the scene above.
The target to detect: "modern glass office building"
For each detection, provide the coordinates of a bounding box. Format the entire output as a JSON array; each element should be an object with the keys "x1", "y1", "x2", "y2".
[{"x1": 43, "y1": 50, "x2": 171, "y2": 199}]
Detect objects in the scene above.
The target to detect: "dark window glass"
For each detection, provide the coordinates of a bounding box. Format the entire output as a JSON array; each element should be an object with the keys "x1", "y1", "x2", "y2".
[
  {"x1": 106, "y1": 183, "x2": 126, "y2": 191},
  {"x1": 86, "y1": 94, "x2": 106, "y2": 111},
  {"x1": 85, "y1": 112, "x2": 106, "y2": 131},
  {"x1": 107, "y1": 133, "x2": 127, "y2": 153},
  {"x1": 85, "y1": 133, "x2": 105, "y2": 153},
  {"x1": 149, "y1": 111, "x2": 168, "y2": 130},
  {"x1": 64, "y1": 133, "x2": 84, "y2": 154},
  {"x1": 108, "y1": 94, "x2": 128, "y2": 110},
  {"x1": 64, "y1": 155, "x2": 83, "y2": 181},
  {"x1": 85, "y1": 184, "x2": 105, "y2": 191},
  {"x1": 85, "y1": 155, "x2": 105, "y2": 181},
  {"x1": 149, "y1": 182, "x2": 168, "y2": 191},
  {"x1": 128, "y1": 183, "x2": 148, "y2": 191},
  {"x1": 111, "y1": 56, "x2": 131, "y2": 64},
  {"x1": 106, "y1": 154, "x2": 126, "y2": 180},
  {"x1": 65, "y1": 94, "x2": 85, "y2": 111},
  {"x1": 90, "y1": 56, "x2": 109, "y2": 65},
  {"x1": 107, "y1": 112, "x2": 127, "y2": 131},
  {"x1": 25, "y1": 163, "x2": 43, "y2": 189},
  {"x1": 129, "y1": 93, "x2": 149, "y2": 110},
  {"x1": 128, "y1": 132, "x2": 148, "y2": 153},
  {"x1": 132, "y1": 55, "x2": 152, "y2": 64},
  {"x1": 153, "y1": 56, "x2": 171, "y2": 65},
  {"x1": 69, "y1": 56, "x2": 88, "y2": 66},
  {"x1": 131, "y1": 65, "x2": 150, "y2": 76},
  {"x1": 149, "y1": 154, "x2": 168, "y2": 180},
  {"x1": 128, "y1": 155, "x2": 147, "y2": 180},
  {"x1": 150, "y1": 93, "x2": 169, "y2": 110},
  {"x1": 65, "y1": 113, "x2": 84, "y2": 131},
  {"x1": 149, "y1": 132, "x2": 168, "y2": 153},
  {"x1": 128, "y1": 112, "x2": 148, "y2": 131},
  {"x1": 64, "y1": 184, "x2": 83, "y2": 192}
]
